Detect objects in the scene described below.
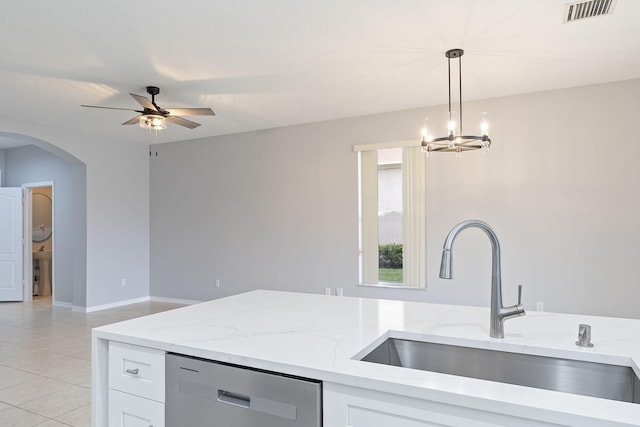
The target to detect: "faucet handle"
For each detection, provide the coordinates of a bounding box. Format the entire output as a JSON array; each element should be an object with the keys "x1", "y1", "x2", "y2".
[
  {"x1": 514, "y1": 284, "x2": 526, "y2": 316},
  {"x1": 517, "y1": 284, "x2": 523, "y2": 305}
]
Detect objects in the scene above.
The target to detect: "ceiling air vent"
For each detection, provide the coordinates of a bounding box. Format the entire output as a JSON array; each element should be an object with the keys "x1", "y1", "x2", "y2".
[{"x1": 563, "y1": 0, "x2": 616, "y2": 22}]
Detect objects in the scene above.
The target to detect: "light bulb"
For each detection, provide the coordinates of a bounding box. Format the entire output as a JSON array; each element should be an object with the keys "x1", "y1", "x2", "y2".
[
  {"x1": 421, "y1": 126, "x2": 434, "y2": 143},
  {"x1": 447, "y1": 120, "x2": 456, "y2": 140},
  {"x1": 421, "y1": 126, "x2": 428, "y2": 142},
  {"x1": 481, "y1": 120, "x2": 489, "y2": 136},
  {"x1": 420, "y1": 128, "x2": 432, "y2": 142}
]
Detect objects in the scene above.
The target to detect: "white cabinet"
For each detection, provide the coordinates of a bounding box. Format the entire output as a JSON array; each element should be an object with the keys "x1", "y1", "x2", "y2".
[
  {"x1": 108, "y1": 341, "x2": 165, "y2": 427},
  {"x1": 109, "y1": 389, "x2": 165, "y2": 427},
  {"x1": 323, "y1": 383, "x2": 562, "y2": 427}
]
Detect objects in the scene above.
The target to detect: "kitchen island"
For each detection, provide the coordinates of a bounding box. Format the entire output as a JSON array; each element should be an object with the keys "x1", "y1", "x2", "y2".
[{"x1": 92, "y1": 290, "x2": 640, "y2": 426}]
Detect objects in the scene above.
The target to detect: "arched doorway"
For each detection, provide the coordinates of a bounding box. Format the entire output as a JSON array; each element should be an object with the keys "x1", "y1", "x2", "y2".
[{"x1": 0, "y1": 132, "x2": 87, "y2": 307}]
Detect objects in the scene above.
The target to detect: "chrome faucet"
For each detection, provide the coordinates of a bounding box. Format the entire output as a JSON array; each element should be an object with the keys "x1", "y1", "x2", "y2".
[{"x1": 439, "y1": 220, "x2": 525, "y2": 339}]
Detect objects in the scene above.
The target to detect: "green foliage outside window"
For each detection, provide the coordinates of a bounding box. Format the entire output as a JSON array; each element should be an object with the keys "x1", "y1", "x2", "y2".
[{"x1": 379, "y1": 243, "x2": 402, "y2": 268}]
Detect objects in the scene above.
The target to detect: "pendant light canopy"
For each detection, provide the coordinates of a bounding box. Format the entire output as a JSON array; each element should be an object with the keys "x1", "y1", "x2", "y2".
[{"x1": 421, "y1": 49, "x2": 491, "y2": 154}]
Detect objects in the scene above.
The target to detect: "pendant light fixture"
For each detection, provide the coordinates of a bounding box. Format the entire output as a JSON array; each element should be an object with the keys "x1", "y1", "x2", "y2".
[{"x1": 421, "y1": 49, "x2": 491, "y2": 154}]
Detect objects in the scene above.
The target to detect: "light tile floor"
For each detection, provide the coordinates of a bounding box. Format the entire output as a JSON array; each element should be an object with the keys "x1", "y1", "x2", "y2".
[{"x1": 0, "y1": 296, "x2": 184, "y2": 426}]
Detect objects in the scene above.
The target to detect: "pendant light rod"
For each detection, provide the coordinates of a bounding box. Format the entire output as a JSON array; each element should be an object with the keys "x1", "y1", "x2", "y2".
[
  {"x1": 448, "y1": 51, "x2": 452, "y2": 124},
  {"x1": 445, "y1": 48, "x2": 465, "y2": 134},
  {"x1": 458, "y1": 50, "x2": 463, "y2": 133}
]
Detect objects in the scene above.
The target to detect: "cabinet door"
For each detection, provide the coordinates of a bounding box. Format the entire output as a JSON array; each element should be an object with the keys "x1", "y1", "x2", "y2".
[
  {"x1": 324, "y1": 384, "x2": 448, "y2": 427},
  {"x1": 324, "y1": 383, "x2": 563, "y2": 427},
  {"x1": 109, "y1": 390, "x2": 165, "y2": 427}
]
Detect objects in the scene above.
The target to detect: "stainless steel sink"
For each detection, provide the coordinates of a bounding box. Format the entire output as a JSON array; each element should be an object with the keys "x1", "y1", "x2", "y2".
[{"x1": 359, "y1": 337, "x2": 640, "y2": 404}]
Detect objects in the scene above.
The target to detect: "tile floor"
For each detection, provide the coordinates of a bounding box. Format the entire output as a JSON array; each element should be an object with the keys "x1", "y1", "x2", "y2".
[{"x1": 0, "y1": 296, "x2": 184, "y2": 426}]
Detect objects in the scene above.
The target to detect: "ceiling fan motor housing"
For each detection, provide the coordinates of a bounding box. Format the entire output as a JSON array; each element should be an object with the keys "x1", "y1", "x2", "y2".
[{"x1": 146, "y1": 86, "x2": 160, "y2": 96}]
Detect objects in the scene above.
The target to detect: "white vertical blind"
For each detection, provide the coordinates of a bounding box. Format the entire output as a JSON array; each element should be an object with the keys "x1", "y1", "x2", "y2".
[
  {"x1": 402, "y1": 146, "x2": 426, "y2": 288},
  {"x1": 359, "y1": 150, "x2": 379, "y2": 285}
]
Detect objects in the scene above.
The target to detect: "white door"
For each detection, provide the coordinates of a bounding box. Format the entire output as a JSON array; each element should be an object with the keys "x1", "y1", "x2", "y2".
[{"x1": 0, "y1": 188, "x2": 23, "y2": 301}]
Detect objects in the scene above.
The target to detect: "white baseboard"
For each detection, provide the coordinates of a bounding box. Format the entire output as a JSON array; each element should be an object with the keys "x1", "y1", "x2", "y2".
[
  {"x1": 53, "y1": 301, "x2": 73, "y2": 309},
  {"x1": 73, "y1": 295, "x2": 202, "y2": 313},
  {"x1": 82, "y1": 296, "x2": 151, "y2": 313},
  {"x1": 149, "y1": 296, "x2": 203, "y2": 305}
]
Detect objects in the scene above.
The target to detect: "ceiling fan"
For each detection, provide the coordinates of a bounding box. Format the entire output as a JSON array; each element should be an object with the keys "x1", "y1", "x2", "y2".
[{"x1": 81, "y1": 86, "x2": 215, "y2": 130}]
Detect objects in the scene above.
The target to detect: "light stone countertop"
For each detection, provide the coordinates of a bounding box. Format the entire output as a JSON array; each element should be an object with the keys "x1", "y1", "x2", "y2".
[{"x1": 92, "y1": 290, "x2": 640, "y2": 426}]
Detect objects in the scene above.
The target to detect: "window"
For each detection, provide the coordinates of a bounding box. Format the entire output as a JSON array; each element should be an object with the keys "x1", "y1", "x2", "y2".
[{"x1": 356, "y1": 141, "x2": 426, "y2": 288}]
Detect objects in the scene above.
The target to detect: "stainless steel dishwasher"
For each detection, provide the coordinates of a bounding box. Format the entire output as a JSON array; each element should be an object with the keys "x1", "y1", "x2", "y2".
[{"x1": 166, "y1": 353, "x2": 322, "y2": 426}]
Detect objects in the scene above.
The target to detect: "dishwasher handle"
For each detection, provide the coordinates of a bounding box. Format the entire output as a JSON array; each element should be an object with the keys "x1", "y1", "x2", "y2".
[{"x1": 217, "y1": 389, "x2": 251, "y2": 408}]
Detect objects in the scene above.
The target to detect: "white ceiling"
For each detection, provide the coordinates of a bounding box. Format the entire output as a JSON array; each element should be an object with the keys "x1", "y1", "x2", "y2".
[{"x1": 1, "y1": 0, "x2": 639, "y2": 146}]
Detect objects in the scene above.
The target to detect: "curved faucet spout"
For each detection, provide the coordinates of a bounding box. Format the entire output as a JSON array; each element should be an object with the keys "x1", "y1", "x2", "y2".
[{"x1": 439, "y1": 220, "x2": 525, "y2": 339}]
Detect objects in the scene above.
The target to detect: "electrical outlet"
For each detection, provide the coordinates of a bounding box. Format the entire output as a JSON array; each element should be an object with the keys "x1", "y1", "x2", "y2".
[
  {"x1": 121, "y1": 278, "x2": 127, "y2": 287},
  {"x1": 215, "y1": 279, "x2": 221, "y2": 288},
  {"x1": 536, "y1": 301, "x2": 544, "y2": 312}
]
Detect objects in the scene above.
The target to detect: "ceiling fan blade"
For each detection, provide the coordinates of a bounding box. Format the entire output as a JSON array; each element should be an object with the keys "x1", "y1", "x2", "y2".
[
  {"x1": 164, "y1": 107, "x2": 215, "y2": 116},
  {"x1": 122, "y1": 115, "x2": 142, "y2": 125},
  {"x1": 81, "y1": 105, "x2": 140, "y2": 112},
  {"x1": 166, "y1": 115, "x2": 201, "y2": 129},
  {"x1": 129, "y1": 93, "x2": 157, "y2": 111}
]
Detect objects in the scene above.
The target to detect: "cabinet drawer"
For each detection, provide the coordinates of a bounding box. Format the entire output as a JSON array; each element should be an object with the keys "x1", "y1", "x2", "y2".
[
  {"x1": 109, "y1": 389, "x2": 165, "y2": 427},
  {"x1": 109, "y1": 341, "x2": 165, "y2": 402}
]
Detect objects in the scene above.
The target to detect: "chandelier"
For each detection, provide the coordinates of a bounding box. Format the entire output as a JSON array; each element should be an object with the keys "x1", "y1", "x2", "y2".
[{"x1": 421, "y1": 49, "x2": 491, "y2": 154}]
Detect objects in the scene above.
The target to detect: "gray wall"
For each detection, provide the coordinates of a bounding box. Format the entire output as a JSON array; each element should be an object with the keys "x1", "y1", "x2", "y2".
[
  {"x1": 0, "y1": 149, "x2": 5, "y2": 184},
  {"x1": 4, "y1": 145, "x2": 84, "y2": 305},
  {"x1": 150, "y1": 122, "x2": 357, "y2": 301},
  {"x1": 150, "y1": 78, "x2": 640, "y2": 319}
]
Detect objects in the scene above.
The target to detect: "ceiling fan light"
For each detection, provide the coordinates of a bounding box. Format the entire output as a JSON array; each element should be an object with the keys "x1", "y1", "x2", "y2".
[{"x1": 139, "y1": 115, "x2": 166, "y2": 130}]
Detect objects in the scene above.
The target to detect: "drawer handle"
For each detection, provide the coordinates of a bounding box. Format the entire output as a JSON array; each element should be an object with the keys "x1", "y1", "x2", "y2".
[
  {"x1": 218, "y1": 390, "x2": 250, "y2": 408},
  {"x1": 125, "y1": 368, "x2": 139, "y2": 375}
]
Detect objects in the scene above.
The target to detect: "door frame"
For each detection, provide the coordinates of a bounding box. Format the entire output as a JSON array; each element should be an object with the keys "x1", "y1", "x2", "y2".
[{"x1": 22, "y1": 181, "x2": 54, "y2": 302}]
